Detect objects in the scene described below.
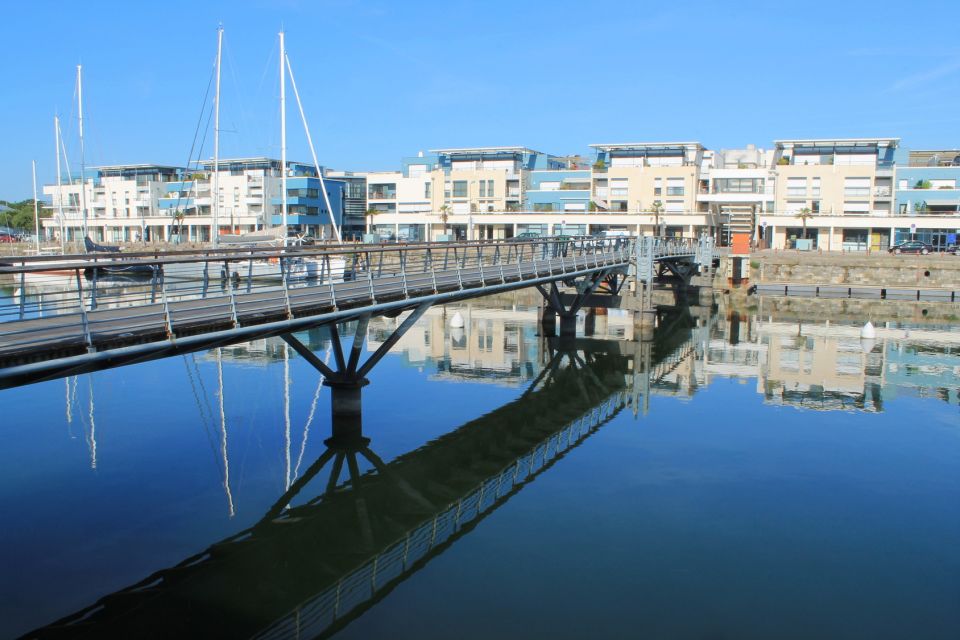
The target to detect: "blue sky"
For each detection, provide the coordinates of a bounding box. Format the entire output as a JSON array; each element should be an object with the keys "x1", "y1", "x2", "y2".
[{"x1": 1, "y1": 0, "x2": 959, "y2": 199}]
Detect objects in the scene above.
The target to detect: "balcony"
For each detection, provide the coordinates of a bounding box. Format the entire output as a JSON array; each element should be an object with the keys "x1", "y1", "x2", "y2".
[
  {"x1": 368, "y1": 190, "x2": 397, "y2": 200},
  {"x1": 873, "y1": 186, "x2": 892, "y2": 198}
]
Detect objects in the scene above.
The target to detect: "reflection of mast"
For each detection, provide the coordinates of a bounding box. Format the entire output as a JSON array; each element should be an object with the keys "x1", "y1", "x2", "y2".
[
  {"x1": 293, "y1": 345, "x2": 329, "y2": 481},
  {"x1": 217, "y1": 348, "x2": 235, "y2": 517},
  {"x1": 85, "y1": 375, "x2": 97, "y2": 469}
]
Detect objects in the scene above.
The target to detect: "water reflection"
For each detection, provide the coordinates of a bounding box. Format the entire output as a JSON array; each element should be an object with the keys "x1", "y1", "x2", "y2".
[
  {"x1": 27, "y1": 303, "x2": 667, "y2": 639},
  {"x1": 11, "y1": 291, "x2": 960, "y2": 638}
]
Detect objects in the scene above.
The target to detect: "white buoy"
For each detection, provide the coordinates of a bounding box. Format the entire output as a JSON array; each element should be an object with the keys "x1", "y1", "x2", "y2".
[
  {"x1": 860, "y1": 337, "x2": 876, "y2": 354},
  {"x1": 860, "y1": 321, "x2": 875, "y2": 339},
  {"x1": 449, "y1": 311, "x2": 464, "y2": 328}
]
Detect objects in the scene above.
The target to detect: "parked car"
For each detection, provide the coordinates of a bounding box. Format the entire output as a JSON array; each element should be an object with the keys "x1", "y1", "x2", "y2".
[
  {"x1": 889, "y1": 240, "x2": 933, "y2": 255},
  {"x1": 944, "y1": 244, "x2": 958, "y2": 255},
  {"x1": 507, "y1": 232, "x2": 541, "y2": 242},
  {"x1": 0, "y1": 232, "x2": 18, "y2": 243}
]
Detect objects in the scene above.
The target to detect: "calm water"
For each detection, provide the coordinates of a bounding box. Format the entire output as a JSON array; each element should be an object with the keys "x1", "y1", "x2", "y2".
[{"x1": 1, "y1": 290, "x2": 958, "y2": 639}]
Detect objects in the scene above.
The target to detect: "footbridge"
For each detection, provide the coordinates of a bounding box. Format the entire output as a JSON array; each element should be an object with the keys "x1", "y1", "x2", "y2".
[
  {"x1": 0, "y1": 236, "x2": 709, "y2": 389},
  {"x1": 23, "y1": 312, "x2": 702, "y2": 639}
]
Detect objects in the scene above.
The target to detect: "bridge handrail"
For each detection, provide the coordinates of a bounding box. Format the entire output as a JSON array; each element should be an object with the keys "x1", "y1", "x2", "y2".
[{"x1": 0, "y1": 236, "x2": 621, "y2": 273}]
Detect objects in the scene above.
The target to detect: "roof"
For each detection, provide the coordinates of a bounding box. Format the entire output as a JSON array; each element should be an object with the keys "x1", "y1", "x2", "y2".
[
  {"x1": 197, "y1": 157, "x2": 317, "y2": 168},
  {"x1": 589, "y1": 142, "x2": 704, "y2": 151},
  {"x1": 429, "y1": 146, "x2": 546, "y2": 156},
  {"x1": 95, "y1": 164, "x2": 186, "y2": 171},
  {"x1": 774, "y1": 138, "x2": 899, "y2": 148}
]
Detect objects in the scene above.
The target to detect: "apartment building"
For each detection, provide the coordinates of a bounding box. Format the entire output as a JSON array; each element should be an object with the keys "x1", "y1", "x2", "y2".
[
  {"x1": 757, "y1": 138, "x2": 899, "y2": 251},
  {"x1": 42, "y1": 164, "x2": 185, "y2": 242},
  {"x1": 892, "y1": 149, "x2": 960, "y2": 249},
  {"x1": 44, "y1": 158, "x2": 347, "y2": 243},
  {"x1": 697, "y1": 145, "x2": 776, "y2": 244},
  {"x1": 41, "y1": 138, "x2": 960, "y2": 250}
]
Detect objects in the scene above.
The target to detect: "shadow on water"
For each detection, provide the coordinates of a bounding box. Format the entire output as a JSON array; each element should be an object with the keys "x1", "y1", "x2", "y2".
[{"x1": 23, "y1": 307, "x2": 703, "y2": 640}]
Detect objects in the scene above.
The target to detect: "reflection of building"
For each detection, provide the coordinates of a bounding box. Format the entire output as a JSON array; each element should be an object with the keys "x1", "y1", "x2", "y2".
[
  {"x1": 702, "y1": 308, "x2": 960, "y2": 412},
  {"x1": 760, "y1": 328, "x2": 885, "y2": 412}
]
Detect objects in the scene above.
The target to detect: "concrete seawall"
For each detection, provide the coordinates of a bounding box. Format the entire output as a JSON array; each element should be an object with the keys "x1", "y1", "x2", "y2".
[{"x1": 751, "y1": 252, "x2": 960, "y2": 288}]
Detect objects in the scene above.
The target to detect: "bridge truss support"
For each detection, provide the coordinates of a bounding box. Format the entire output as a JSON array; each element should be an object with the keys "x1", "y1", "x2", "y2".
[
  {"x1": 280, "y1": 301, "x2": 433, "y2": 422},
  {"x1": 535, "y1": 268, "x2": 616, "y2": 338}
]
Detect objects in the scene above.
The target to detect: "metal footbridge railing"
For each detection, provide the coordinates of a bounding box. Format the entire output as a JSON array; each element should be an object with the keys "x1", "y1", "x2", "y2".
[{"x1": 0, "y1": 235, "x2": 706, "y2": 387}]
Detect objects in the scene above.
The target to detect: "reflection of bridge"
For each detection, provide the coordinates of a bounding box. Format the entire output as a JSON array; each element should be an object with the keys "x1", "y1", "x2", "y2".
[
  {"x1": 25, "y1": 309, "x2": 704, "y2": 640},
  {"x1": 0, "y1": 237, "x2": 708, "y2": 389}
]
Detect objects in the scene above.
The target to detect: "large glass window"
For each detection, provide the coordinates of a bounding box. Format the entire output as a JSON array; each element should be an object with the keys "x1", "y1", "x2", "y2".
[
  {"x1": 666, "y1": 177, "x2": 684, "y2": 196},
  {"x1": 368, "y1": 183, "x2": 397, "y2": 199},
  {"x1": 452, "y1": 181, "x2": 468, "y2": 197},
  {"x1": 714, "y1": 178, "x2": 763, "y2": 193}
]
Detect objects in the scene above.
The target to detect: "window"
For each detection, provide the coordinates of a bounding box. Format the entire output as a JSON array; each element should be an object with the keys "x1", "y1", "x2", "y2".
[
  {"x1": 666, "y1": 177, "x2": 684, "y2": 196},
  {"x1": 234, "y1": 187, "x2": 240, "y2": 203},
  {"x1": 811, "y1": 178, "x2": 821, "y2": 197},
  {"x1": 610, "y1": 178, "x2": 628, "y2": 197},
  {"x1": 479, "y1": 180, "x2": 494, "y2": 197},
  {"x1": 452, "y1": 181, "x2": 468, "y2": 197},
  {"x1": 424, "y1": 182, "x2": 432, "y2": 198},
  {"x1": 654, "y1": 178, "x2": 662, "y2": 196},
  {"x1": 786, "y1": 177, "x2": 807, "y2": 197},
  {"x1": 487, "y1": 179, "x2": 494, "y2": 196},
  {"x1": 844, "y1": 177, "x2": 870, "y2": 198},
  {"x1": 665, "y1": 200, "x2": 684, "y2": 212}
]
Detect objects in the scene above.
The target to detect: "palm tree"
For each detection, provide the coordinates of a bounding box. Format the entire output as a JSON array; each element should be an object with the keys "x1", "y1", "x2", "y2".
[
  {"x1": 796, "y1": 207, "x2": 812, "y2": 239},
  {"x1": 650, "y1": 200, "x2": 664, "y2": 236},
  {"x1": 365, "y1": 207, "x2": 380, "y2": 235},
  {"x1": 439, "y1": 204, "x2": 450, "y2": 236}
]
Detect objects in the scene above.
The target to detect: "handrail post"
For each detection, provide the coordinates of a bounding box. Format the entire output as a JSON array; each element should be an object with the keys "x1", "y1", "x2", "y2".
[
  {"x1": 224, "y1": 259, "x2": 240, "y2": 328},
  {"x1": 279, "y1": 255, "x2": 293, "y2": 319},
  {"x1": 327, "y1": 253, "x2": 338, "y2": 309},
  {"x1": 75, "y1": 268, "x2": 94, "y2": 351},
  {"x1": 366, "y1": 250, "x2": 377, "y2": 303},
  {"x1": 400, "y1": 248, "x2": 409, "y2": 297}
]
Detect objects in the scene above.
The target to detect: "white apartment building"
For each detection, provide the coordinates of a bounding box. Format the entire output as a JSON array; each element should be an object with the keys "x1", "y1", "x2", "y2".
[{"x1": 42, "y1": 164, "x2": 185, "y2": 243}]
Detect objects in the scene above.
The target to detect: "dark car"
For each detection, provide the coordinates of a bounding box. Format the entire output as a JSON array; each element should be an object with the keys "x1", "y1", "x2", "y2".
[
  {"x1": 889, "y1": 240, "x2": 933, "y2": 255},
  {"x1": 944, "y1": 244, "x2": 958, "y2": 255},
  {"x1": 507, "y1": 232, "x2": 541, "y2": 242}
]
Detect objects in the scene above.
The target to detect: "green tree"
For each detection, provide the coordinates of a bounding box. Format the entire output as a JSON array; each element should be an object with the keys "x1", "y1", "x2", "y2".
[
  {"x1": 0, "y1": 199, "x2": 47, "y2": 232},
  {"x1": 365, "y1": 207, "x2": 380, "y2": 234}
]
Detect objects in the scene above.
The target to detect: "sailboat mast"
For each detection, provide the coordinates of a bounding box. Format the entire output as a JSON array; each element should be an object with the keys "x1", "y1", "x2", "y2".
[
  {"x1": 77, "y1": 65, "x2": 88, "y2": 241},
  {"x1": 279, "y1": 30, "x2": 288, "y2": 236},
  {"x1": 212, "y1": 25, "x2": 223, "y2": 247},
  {"x1": 55, "y1": 116, "x2": 65, "y2": 251},
  {"x1": 31, "y1": 160, "x2": 40, "y2": 252}
]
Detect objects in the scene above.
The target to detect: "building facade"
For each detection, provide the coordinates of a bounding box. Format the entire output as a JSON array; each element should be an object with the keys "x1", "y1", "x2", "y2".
[
  {"x1": 44, "y1": 158, "x2": 346, "y2": 243},
  {"x1": 41, "y1": 139, "x2": 960, "y2": 250}
]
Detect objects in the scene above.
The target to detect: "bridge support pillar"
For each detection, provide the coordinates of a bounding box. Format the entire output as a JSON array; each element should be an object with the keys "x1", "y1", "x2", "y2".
[
  {"x1": 325, "y1": 378, "x2": 369, "y2": 422},
  {"x1": 539, "y1": 302, "x2": 557, "y2": 336},
  {"x1": 634, "y1": 309, "x2": 656, "y2": 342},
  {"x1": 584, "y1": 308, "x2": 596, "y2": 337},
  {"x1": 559, "y1": 314, "x2": 577, "y2": 338}
]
